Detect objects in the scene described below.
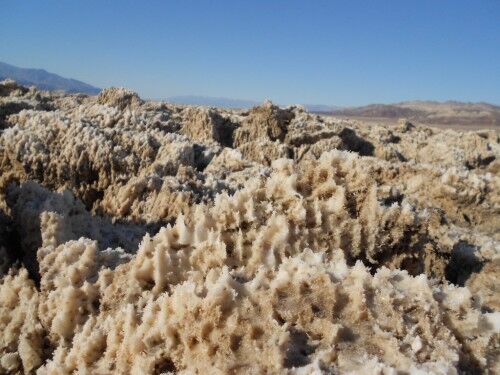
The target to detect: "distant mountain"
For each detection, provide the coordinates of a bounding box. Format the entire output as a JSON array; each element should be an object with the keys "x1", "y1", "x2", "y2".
[
  {"x1": 167, "y1": 95, "x2": 339, "y2": 112},
  {"x1": 331, "y1": 100, "x2": 500, "y2": 126},
  {"x1": 0, "y1": 61, "x2": 101, "y2": 95},
  {"x1": 167, "y1": 95, "x2": 259, "y2": 109},
  {"x1": 305, "y1": 104, "x2": 340, "y2": 113}
]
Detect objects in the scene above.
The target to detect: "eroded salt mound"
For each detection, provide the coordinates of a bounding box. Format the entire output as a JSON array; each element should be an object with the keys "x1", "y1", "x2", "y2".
[{"x1": 0, "y1": 81, "x2": 498, "y2": 374}]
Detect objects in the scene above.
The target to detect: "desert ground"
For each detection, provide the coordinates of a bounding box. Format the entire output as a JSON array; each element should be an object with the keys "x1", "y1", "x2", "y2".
[
  {"x1": 0, "y1": 80, "x2": 498, "y2": 374},
  {"x1": 328, "y1": 115, "x2": 499, "y2": 132},
  {"x1": 328, "y1": 100, "x2": 500, "y2": 131}
]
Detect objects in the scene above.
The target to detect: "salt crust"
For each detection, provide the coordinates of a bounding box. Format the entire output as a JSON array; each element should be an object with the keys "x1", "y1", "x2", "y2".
[{"x1": 0, "y1": 82, "x2": 498, "y2": 374}]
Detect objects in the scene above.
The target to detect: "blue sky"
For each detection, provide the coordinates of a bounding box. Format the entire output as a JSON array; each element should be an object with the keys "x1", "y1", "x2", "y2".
[{"x1": 1, "y1": 1, "x2": 499, "y2": 106}]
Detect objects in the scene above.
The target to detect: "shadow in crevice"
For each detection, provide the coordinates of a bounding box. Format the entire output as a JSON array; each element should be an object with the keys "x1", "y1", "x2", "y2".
[
  {"x1": 4, "y1": 180, "x2": 164, "y2": 284},
  {"x1": 153, "y1": 357, "x2": 177, "y2": 375},
  {"x1": 445, "y1": 241, "x2": 484, "y2": 286},
  {"x1": 283, "y1": 327, "x2": 317, "y2": 369},
  {"x1": 0, "y1": 208, "x2": 22, "y2": 276},
  {"x1": 339, "y1": 128, "x2": 375, "y2": 156}
]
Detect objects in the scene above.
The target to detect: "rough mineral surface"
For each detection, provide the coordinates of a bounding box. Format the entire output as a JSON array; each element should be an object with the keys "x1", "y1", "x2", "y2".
[{"x1": 0, "y1": 81, "x2": 499, "y2": 374}]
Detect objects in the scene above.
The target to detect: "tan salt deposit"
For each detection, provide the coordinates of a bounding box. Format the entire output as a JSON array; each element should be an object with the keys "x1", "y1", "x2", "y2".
[{"x1": 0, "y1": 81, "x2": 498, "y2": 374}]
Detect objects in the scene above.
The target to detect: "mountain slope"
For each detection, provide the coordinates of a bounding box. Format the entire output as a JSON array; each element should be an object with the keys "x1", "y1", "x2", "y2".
[
  {"x1": 0, "y1": 61, "x2": 100, "y2": 95},
  {"x1": 332, "y1": 100, "x2": 500, "y2": 126}
]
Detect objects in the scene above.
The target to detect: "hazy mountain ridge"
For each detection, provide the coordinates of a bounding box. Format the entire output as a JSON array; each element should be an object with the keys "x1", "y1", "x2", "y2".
[
  {"x1": 166, "y1": 95, "x2": 259, "y2": 109},
  {"x1": 167, "y1": 95, "x2": 340, "y2": 112},
  {"x1": 332, "y1": 100, "x2": 500, "y2": 126},
  {"x1": 0, "y1": 61, "x2": 101, "y2": 95}
]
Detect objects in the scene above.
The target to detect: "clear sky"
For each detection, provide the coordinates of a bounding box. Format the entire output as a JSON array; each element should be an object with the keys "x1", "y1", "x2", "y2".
[{"x1": 1, "y1": 1, "x2": 499, "y2": 106}]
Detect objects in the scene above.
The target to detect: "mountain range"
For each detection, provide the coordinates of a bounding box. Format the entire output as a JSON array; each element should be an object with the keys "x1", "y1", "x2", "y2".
[
  {"x1": 166, "y1": 95, "x2": 259, "y2": 109},
  {"x1": 166, "y1": 95, "x2": 339, "y2": 112},
  {"x1": 0, "y1": 61, "x2": 101, "y2": 95},
  {"x1": 1, "y1": 61, "x2": 497, "y2": 127}
]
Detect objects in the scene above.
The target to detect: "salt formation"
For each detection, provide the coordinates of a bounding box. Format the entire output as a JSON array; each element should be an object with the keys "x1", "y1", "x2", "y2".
[{"x1": 0, "y1": 80, "x2": 498, "y2": 374}]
